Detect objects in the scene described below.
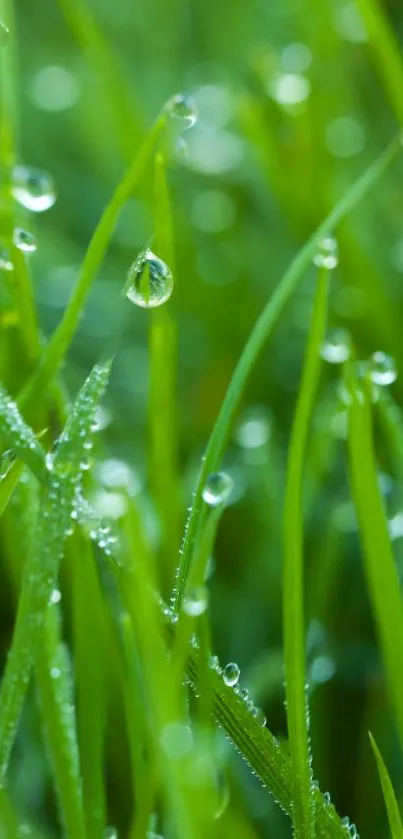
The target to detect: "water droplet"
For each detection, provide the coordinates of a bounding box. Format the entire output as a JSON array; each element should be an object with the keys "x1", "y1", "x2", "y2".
[
  {"x1": 50, "y1": 667, "x2": 61, "y2": 679},
  {"x1": 202, "y1": 471, "x2": 233, "y2": 506},
  {"x1": 104, "y1": 829, "x2": 118, "y2": 839},
  {"x1": 320, "y1": 328, "x2": 351, "y2": 364},
  {"x1": 125, "y1": 248, "x2": 173, "y2": 308},
  {"x1": 251, "y1": 706, "x2": 267, "y2": 727},
  {"x1": 223, "y1": 662, "x2": 240, "y2": 687},
  {"x1": 160, "y1": 721, "x2": 193, "y2": 759},
  {"x1": 12, "y1": 165, "x2": 56, "y2": 212},
  {"x1": 208, "y1": 654, "x2": 220, "y2": 670},
  {"x1": 0, "y1": 21, "x2": 10, "y2": 46},
  {"x1": 268, "y1": 72, "x2": 311, "y2": 106},
  {"x1": 324, "y1": 791, "x2": 331, "y2": 804},
  {"x1": 50, "y1": 589, "x2": 62, "y2": 605},
  {"x1": 0, "y1": 249, "x2": 13, "y2": 271},
  {"x1": 239, "y1": 688, "x2": 249, "y2": 701},
  {"x1": 13, "y1": 227, "x2": 37, "y2": 253},
  {"x1": 310, "y1": 655, "x2": 336, "y2": 685},
  {"x1": 165, "y1": 93, "x2": 198, "y2": 129},
  {"x1": 313, "y1": 237, "x2": 338, "y2": 270},
  {"x1": 183, "y1": 585, "x2": 209, "y2": 617},
  {"x1": 369, "y1": 351, "x2": 397, "y2": 386}
]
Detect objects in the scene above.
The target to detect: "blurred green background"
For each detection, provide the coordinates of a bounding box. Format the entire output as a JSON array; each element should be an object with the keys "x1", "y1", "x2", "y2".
[{"x1": 2, "y1": 0, "x2": 403, "y2": 836}]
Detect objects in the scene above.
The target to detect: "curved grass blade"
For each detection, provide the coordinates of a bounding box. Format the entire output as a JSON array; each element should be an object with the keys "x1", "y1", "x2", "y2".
[
  {"x1": 283, "y1": 267, "x2": 329, "y2": 838},
  {"x1": 369, "y1": 732, "x2": 403, "y2": 839},
  {"x1": 18, "y1": 119, "x2": 165, "y2": 415},
  {"x1": 172, "y1": 132, "x2": 402, "y2": 612},
  {"x1": 347, "y1": 377, "x2": 403, "y2": 752},
  {"x1": 0, "y1": 360, "x2": 111, "y2": 778},
  {"x1": 0, "y1": 383, "x2": 47, "y2": 480},
  {"x1": 35, "y1": 606, "x2": 85, "y2": 839},
  {"x1": 356, "y1": 0, "x2": 403, "y2": 124}
]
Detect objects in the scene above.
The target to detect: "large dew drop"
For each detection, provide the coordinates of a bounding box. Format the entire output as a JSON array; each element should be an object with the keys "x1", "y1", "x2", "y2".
[
  {"x1": 313, "y1": 236, "x2": 339, "y2": 270},
  {"x1": 183, "y1": 585, "x2": 209, "y2": 617},
  {"x1": 223, "y1": 662, "x2": 240, "y2": 687},
  {"x1": 369, "y1": 351, "x2": 397, "y2": 386},
  {"x1": 165, "y1": 93, "x2": 198, "y2": 129},
  {"x1": 13, "y1": 227, "x2": 37, "y2": 253},
  {"x1": 202, "y1": 471, "x2": 233, "y2": 506},
  {"x1": 320, "y1": 328, "x2": 351, "y2": 364},
  {"x1": 12, "y1": 164, "x2": 56, "y2": 212},
  {"x1": 125, "y1": 248, "x2": 173, "y2": 308}
]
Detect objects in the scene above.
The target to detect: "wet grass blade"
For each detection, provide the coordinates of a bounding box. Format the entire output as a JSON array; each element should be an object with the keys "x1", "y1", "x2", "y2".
[
  {"x1": 369, "y1": 732, "x2": 403, "y2": 839},
  {"x1": 283, "y1": 267, "x2": 329, "y2": 838},
  {"x1": 18, "y1": 119, "x2": 165, "y2": 415},
  {"x1": 0, "y1": 361, "x2": 111, "y2": 778},
  {"x1": 35, "y1": 606, "x2": 86, "y2": 839},
  {"x1": 172, "y1": 132, "x2": 402, "y2": 612},
  {"x1": 0, "y1": 456, "x2": 23, "y2": 517},
  {"x1": 347, "y1": 377, "x2": 403, "y2": 751},
  {"x1": 0, "y1": 383, "x2": 47, "y2": 480}
]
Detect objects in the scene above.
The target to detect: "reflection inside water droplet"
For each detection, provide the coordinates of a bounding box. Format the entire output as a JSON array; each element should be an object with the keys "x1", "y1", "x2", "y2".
[
  {"x1": 13, "y1": 227, "x2": 37, "y2": 253},
  {"x1": 223, "y1": 662, "x2": 240, "y2": 687},
  {"x1": 202, "y1": 471, "x2": 233, "y2": 506}
]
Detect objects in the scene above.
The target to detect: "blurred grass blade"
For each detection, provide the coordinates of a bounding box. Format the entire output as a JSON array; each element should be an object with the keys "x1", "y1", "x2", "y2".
[
  {"x1": 18, "y1": 119, "x2": 165, "y2": 415},
  {"x1": 348, "y1": 376, "x2": 403, "y2": 751},
  {"x1": 0, "y1": 382, "x2": 47, "y2": 480},
  {"x1": 0, "y1": 361, "x2": 111, "y2": 778},
  {"x1": 35, "y1": 606, "x2": 86, "y2": 839},
  {"x1": 283, "y1": 267, "x2": 329, "y2": 838},
  {"x1": 0, "y1": 456, "x2": 23, "y2": 517},
  {"x1": 356, "y1": 0, "x2": 403, "y2": 124},
  {"x1": 150, "y1": 152, "x2": 179, "y2": 583},
  {"x1": 172, "y1": 132, "x2": 402, "y2": 611},
  {"x1": 369, "y1": 732, "x2": 403, "y2": 839}
]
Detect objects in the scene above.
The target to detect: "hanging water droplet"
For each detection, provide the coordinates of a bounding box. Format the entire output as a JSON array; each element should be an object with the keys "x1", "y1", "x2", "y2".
[
  {"x1": 50, "y1": 589, "x2": 62, "y2": 605},
  {"x1": 125, "y1": 248, "x2": 173, "y2": 308},
  {"x1": 369, "y1": 351, "x2": 397, "y2": 386},
  {"x1": 320, "y1": 328, "x2": 351, "y2": 364},
  {"x1": 183, "y1": 585, "x2": 209, "y2": 617},
  {"x1": 0, "y1": 20, "x2": 10, "y2": 46},
  {"x1": 251, "y1": 706, "x2": 267, "y2": 726},
  {"x1": 239, "y1": 688, "x2": 249, "y2": 701},
  {"x1": 13, "y1": 227, "x2": 37, "y2": 253},
  {"x1": 0, "y1": 249, "x2": 13, "y2": 271},
  {"x1": 324, "y1": 791, "x2": 331, "y2": 804},
  {"x1": 223, "y1": 662, "x2": 240, "y2": 687},
  {"x1": 165, "y1": 93, "x2": 198, "y2": 129},
  {"x1": 313, "y1": 237, "x2": 339, "y2": 270},
  {"x1": 208, "y1": 654, "x2": 220, "y2": 670},
  {"x1": 202, "y1": 471, "x2": 233, "y2": 507},
  {"x1": 11, "y1": 165, "x2": 56, "y2": 212}
]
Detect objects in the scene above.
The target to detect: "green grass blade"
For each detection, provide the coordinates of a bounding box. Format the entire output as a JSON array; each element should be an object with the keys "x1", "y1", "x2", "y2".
[
  {"x1": 347, "y1": 377, "x2": 403, "y2": 751},
  {"x1": 35, "y1": 606, "x2": 86, "y2": 839},
  {"x1": 18, "y1": 119, "x2": 165, "y2": 415},
  {"x1": 0, "y1": 456, "x2": 23, "y2": 517},
  {"x1": 369, "y1": 732, "x2": 403, "y2": 839},
  {"x1": 0, "y1": 361, "x2": 111, "y2": 778},
  {"x1": 172, "y1": 132, "x2": 402, "y2": 612},
  {"x1": 283, "y1": 267, "x2": 329, "y2": 838},
  {"x1": 0, "y1": 383, "x2": 47, "y2": 480},
  {"x1": 150, "y1": 152, "x2": 179, "y2": 582},
  {"x1": 356, "y1": 0, "x2": 403, "y2": 124}
]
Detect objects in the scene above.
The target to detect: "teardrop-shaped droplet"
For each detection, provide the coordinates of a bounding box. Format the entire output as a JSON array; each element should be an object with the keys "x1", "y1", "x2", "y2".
[
  {"x1": 251, "y1": 706, "x2": 267, "y2": 727},
  {"x1": 320, "y1": 328, "x2": 351, "y2": 364},
  {"x1": 183, "y1": 585, "x2": 209, "y2": 617},
  {"x1": 0, "y1": 249, "x2": 13, "y2": 271},
  {"x1": 223, "y1": 662, "x2": 240, "y2": 687},
  {"x1": 12, "y1": 164, "x2": 56, "y2": 212},
  {"x1": 165, "y1": 93, "x2": 198, "y2": 129},
  {"x1": 313, "y1": 236, "x2": 338, "y2": 270},
  {"x1": 202, "y1": 471, "x2": 233, "y2": 506},
  {"x1": 0, "y1": 21, "x2": 10, "y2": 46},
  {"x1": 125, "y1": 248, "x2": 173, "y2": 308},
  {"x1": 13, "y1": 227, "x2": 37, "y2": 253},
  {"x1": 369, "y1": 351, "x2": 397, "y2": 386}
]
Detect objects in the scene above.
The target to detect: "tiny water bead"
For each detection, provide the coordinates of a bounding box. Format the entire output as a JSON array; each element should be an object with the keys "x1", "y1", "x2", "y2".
[
  {"x1": 223, "y1": 662, "x2": 240, "y2": 687},
  {"x1": 202, "y1": 471, "x2": 233, "y2": 507},
  {"x1": 0, "y1": 249, "x2": 13, "y2": 271},
  {"x1": 12, "y1": 164, "x2": 56, "y2": 213},
  {"x1": 13, "y1": 227, "x2": 37, "y2": 253},
  {"x1": 125, "y1": 249, "x2": 173, "y2": 308},
  {"x1": 313, "y1": 236, "x2": 339, "y2": 270},
  {"x1": 251, "y1": 706, "x2": 267, "y2": 727},
  {"x1": 320, "y1": 328, "x2": 351, "y2": 364},
  {"x1": 368, "y1": 351, "x2": 397, "y2": 386},
  {"x1": 183, "y1": 585, "x2": 209, "y2": 617},
  {"x1": 0, "y1": 20, "x2": 10, "y2": 46},
  {"x1": 165, "y1": 93, "x2": 198, "y2": 129}
]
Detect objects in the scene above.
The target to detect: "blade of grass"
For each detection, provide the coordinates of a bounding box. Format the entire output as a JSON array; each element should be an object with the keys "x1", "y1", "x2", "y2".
[
  {"x1": 369, "y1": 732, "x2": 403, "y2": 839},
  {"x1": 0, "y1": 456, "x2": 23, "y2": 517},
  {"x1": 0, "y1": 382, "x2": 47, "y2": 480},
  {"x1": 172, "y1": 132, "x2": 402, "y2": 612},
  {"x1": 0, "y1": 361, "x2": 111, "y2": 778},
  {"x1": 347, "y1": 375, "x2": 403, "y2": 752},
  {"x1": 35, "y1": 606, "x2": 86, "y2": 839},
  {"x1": 356, "y1": 0, "x2": 403, "y2": 124},
  {"x1": 283, "y1": 266, "x2": 329, "y2": 838},
  {"x1": 18, "y1": 118, "x2": 165, "y2": 416}
]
